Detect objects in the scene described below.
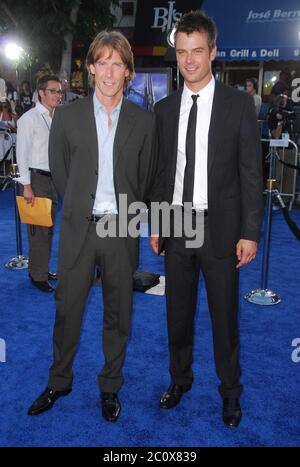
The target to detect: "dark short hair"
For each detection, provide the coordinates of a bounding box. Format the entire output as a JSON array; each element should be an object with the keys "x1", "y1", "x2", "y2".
[
  {"x1": 246, "y1": 78, "x2": 258, "y2": 92},
  {"x1": 174, "y1": 10, "x2": 217, "y2": 51},
  {"x1": 21, "y1": 80, "x2": 30, "y2": 88},
  {"x1": 36, "y1": 75, "x2": 60, "y2": 102},
  {"x1": 86, "y1": 30, "x2": 134, "y2": 86}
]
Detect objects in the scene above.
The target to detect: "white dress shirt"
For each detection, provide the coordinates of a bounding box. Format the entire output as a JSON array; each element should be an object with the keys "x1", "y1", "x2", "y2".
[
  {"x1": 172, "y1": 76, "x2": 215, "y2": 210},
  {"x1": 92, "y1": 93, "x2": 122, "y2": 215},
  {"x1": 16, "y1": 101, "x2": 53, "y2": 185}
]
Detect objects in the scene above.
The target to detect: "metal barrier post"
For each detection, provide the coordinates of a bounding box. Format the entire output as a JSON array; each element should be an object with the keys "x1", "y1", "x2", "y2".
[
  {"x1": 3, "y1": 138, "x2": 29, "y2": 270},
  {"x1": 244, "y1": 141, "x2": 281, "y2": 305}
]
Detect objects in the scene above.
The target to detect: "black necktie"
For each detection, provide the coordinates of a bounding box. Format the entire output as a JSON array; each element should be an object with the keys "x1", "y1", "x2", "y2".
[{"x1": 182, "y1": 94, "x2": 199, "y2": 206}]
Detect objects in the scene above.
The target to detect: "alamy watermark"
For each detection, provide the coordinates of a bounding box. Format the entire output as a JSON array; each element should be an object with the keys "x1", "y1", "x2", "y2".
[
  {"x1": 95, "y1": 194, "x2": 205, "y2": 249},
  {"x1": 291, "y1": 338, "x2": 300, "y2": 363},
  {"x1": 291, "y1": 78, "x2": 300, "y2": 103},
  {"x1": 0, "y1": 338, "x2": 6, "y2": 363}
]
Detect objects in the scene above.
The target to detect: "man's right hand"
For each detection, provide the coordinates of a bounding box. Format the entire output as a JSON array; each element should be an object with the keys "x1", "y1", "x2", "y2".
[
  {"x1": 149, "y1": 235, "x2": 165, "y2": 256},
  {"x1": 23, "y1": 185, "x2": 35, "y2": 206}
]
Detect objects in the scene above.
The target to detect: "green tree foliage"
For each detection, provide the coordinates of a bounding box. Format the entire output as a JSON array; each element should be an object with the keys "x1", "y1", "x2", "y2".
[{"x1": 0, "y1": 0, "x2": 119, "y2": 73}]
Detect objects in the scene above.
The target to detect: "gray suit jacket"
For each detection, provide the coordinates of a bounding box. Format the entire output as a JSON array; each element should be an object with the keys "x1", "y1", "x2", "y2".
[{"x1": 49, "y1": 95, "x2": 158, "y2": 269}]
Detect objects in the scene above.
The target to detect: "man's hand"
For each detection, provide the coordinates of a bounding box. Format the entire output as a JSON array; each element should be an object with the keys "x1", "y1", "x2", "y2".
[
  {"x1": 236, "y1": 239, "x2": 257, "y2": 269},
  {"x1": 23, "y1": 184, "x2": 35, "y2": 206},
  {"x1": 149, "y1": 235, "x2": 165, "y2": 256}
]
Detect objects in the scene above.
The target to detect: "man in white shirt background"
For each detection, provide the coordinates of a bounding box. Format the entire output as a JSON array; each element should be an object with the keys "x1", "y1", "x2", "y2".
[{"x1": 16, "y1": 75, "x2": 62, "y2": 292}]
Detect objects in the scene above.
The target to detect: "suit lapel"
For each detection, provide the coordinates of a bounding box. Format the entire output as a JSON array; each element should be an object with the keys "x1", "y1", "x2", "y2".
[
  {"x1": 84, "y1": 95, "x2": 99, "y2": 166},
  {"x1": 169, "y1": 89, "x2": 183, "y2": 185},
  {"x1": 208, "y1": 81, "x2": 232, "y2": 175},
  {"x1": 114, "y1": 98, "x2": 136, "y2": 170}
]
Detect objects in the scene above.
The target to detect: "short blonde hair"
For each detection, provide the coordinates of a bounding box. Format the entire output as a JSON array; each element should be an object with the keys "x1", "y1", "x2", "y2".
[{"x1": 86, "y1": 30, "x2": 134, "y2": 86}]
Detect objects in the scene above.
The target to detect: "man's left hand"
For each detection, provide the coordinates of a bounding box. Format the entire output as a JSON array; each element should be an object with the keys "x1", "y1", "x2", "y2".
[{"x1": 236, "y1": 239, "x2": 258, "y2": 269}]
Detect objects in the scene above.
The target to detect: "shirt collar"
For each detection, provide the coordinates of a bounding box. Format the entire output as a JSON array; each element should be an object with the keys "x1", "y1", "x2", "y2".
[
  {"x1": 93, "y1": 92, "x2": 123, "y2": 114},
  {"x1": 182, "y1": 76, "x2": 215, "y2": 106},
  {"x1": 35, "y1": 101, "x2": 52, "y2": 116}
]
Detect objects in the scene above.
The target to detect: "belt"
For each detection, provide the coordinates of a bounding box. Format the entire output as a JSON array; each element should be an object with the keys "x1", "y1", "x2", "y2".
[
  {"x1": 192, "y1": 209, "x2": 208, "y2": 217},
  {"x1": 29, "y1": 168, "x2": 51, "y2": 177},
  {"x1": 88, "y1": 213, "x2": 115, "y2": 222}
]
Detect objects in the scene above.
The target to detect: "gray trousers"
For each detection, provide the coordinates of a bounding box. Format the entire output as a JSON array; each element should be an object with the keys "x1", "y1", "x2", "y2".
[
  {"x1": 26, "y1": 171, "x2": 57, "y2": 281},
  {"x1": 48, "y1": 221, "x2": 136, "y2": 393}
]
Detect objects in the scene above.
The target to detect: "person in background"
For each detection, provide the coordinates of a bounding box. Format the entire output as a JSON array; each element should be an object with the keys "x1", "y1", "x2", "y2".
[
  {"x1": 6, "y1": 81, "x2": 18, "y2": 113},
  {"x1": 245, "y1": 78, "x2": 262, "y2": 117},
  {"x1": 270, "y1": 69, "x2": 292, "y2": 103},
  {"x1": 60, "y1": 78, "x2": 80, "y2": 105},
  {"x1": 16, "y1": 75, "x2": 62, "y2": 293},
  {"x1": 0, "y1": 76, "x2": 6, "y2": 98},
  {"x1": 19, "y1": 81, "x2": 34, "y2": 114},
  {"x1": 268, "y1": 92, "x2": 295, "y2": 139},
  {"x1": 0, "y1": 97, "x2": 17, "y2": 131},
  {"x1": 0, "y1": 97, "x2": 17, "y2": 168}
]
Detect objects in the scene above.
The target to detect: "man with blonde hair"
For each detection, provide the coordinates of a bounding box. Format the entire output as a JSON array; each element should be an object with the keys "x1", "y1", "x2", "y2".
[{"x1": 28, "y1": 30, "x2": 158, "y2": 422}]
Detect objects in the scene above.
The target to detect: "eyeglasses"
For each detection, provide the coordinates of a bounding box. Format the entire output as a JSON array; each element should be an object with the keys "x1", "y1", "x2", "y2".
[
  {"x1": 45, "y1": 88, "x2": 63, "y2": 95},
  {"x1": 0, "y1": 104, "x2": 9, "y2": 108}
]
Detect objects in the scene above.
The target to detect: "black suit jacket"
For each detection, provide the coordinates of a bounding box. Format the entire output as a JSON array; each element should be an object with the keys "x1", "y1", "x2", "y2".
[
  {"x1": 49, "y1": 95, "x2": 158, "y2": 269},
  {"x1": 152, "y1": 80, "x2": 264, "y2": 257}
]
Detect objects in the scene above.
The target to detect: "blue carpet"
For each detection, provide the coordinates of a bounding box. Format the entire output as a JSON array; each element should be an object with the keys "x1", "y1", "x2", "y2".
[{"x1": 0, "y1": 189, "x2": 300, "y2": 447}]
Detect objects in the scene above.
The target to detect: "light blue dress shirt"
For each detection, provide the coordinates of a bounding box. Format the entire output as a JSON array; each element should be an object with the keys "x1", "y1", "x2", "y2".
[{"x1": 92, "y1": 93, "x2": 122, "y2": 215}]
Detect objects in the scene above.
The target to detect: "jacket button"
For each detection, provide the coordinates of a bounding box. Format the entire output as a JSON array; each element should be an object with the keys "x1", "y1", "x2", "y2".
[
  {"x1": 95, "y1": 170, "x2": 98, "y2": 175},
  {"x1": 90, "y1": 194, "x2": 95, "y2": 199}
]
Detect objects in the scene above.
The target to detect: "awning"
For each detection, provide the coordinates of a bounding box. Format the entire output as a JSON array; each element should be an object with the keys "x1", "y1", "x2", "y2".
[{"x1": 202, "y1": 0, "x2": 300, "y2": 61}]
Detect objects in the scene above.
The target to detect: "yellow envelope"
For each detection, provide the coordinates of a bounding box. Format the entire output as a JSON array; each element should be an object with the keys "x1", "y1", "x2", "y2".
[{"x1": 16, "y1": 196, "x2": 53, "y2": 227}]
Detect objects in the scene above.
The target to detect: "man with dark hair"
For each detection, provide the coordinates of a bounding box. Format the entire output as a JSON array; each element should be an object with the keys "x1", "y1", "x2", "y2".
[
  {"x1": 245, "y1": 78, "x2": 262, "y2": 116},
  {"x1": 271, "y1": 69, "x2": 292, "y2": 100},
  {"x1": 150, "y1": 10, "x2": 263, "y2": 428},
  {"x1": 19, "y1": 80, "x2": 34, "y2": 114},
  {"x1": 27, "y1": 31, "x2": 158, "y2": 422},
  {"x1": 16, "y1": 75, "x2": 62, "y2": 292}
]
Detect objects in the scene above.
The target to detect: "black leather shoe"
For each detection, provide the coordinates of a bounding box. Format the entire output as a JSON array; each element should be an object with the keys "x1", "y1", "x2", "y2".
[
  {"x1": 159, "y1": 383, "x2": 192, "y2": 409},
  {"x1": 48, "y1": 272, "x2": 57, "y2": 280},
  {"x1": 28, "y1": 387, "x2": 72, "y2": 416},
  {"x1": 30, "y1": 278, "x2": 55, "y2": 292},
  {"x1": 223, "y1": 398, "x2": 242, "y2": 428},
  {"x1": 101, "y1": 392, "x2": 121, "y2": 422}
]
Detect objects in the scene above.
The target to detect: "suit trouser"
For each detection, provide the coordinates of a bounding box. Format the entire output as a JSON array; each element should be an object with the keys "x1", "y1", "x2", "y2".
[
  {"x1": 48, "y1": 221, "x2": 135, "y2": 393},
  {"x1": 164, "y1": 216, "x2": 243, "y2": 399},
  {"x1": 26, "y1": 171, "x2": 57, "y2": 281}
]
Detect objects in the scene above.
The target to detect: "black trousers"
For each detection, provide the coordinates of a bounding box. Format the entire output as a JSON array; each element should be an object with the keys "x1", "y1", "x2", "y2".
[
  {"x1": 164, "y1": 216, "x2": 243, "y2": 399},
  {"x1": 48, "y1": 221, "x2": 137, "y2": 393}
]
